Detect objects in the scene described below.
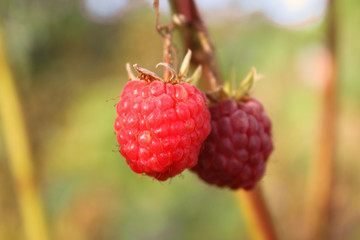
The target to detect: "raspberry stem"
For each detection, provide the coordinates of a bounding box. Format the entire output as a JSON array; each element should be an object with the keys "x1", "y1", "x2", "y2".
[
  {"x1": 168, "y1": 0, "x2": 223, "y2": 91},
  {"x1": 0, "y1": 23, "x2": 49, "y2": 240},
  {"x1": 154, "y1": 0, "x2": 177, "y2": 82},
  {"x1": 169, "y1": 1, "x2": 277, "y2": 239}
]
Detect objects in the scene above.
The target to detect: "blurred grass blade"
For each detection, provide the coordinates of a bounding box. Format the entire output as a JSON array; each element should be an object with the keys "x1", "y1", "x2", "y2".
[
  {"x1": 305, "y1": 0, "x2": 337, "y2": 238},
  {"x1": 0, "y1": 24, "x2": 49, "y2": 240}
]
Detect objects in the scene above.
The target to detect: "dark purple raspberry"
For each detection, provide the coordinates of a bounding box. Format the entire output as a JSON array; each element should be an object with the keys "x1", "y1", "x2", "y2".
[{"x1": 192, "y1": 98, "x2": 273, "y2": 190}]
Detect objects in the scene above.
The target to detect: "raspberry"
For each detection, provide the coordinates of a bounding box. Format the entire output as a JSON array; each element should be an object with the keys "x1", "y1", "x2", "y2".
[
  {"x1": 191, "y1": 97, "x2": 273, "y2": 190},
  {"x1": 114, "y1": 76, "x2": 211, "y2": 181}
]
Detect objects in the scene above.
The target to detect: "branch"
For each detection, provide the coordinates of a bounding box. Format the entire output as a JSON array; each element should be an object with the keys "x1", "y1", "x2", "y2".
[
  {"x1": 154, "y1": 0, "x2": 174, "y2": 81},
  {"x1": 168, "y1": 0, "x2": 222, "y2": 91},
  {"x1": 169, "y1": 1, "x2": 277, "y2": 239}
]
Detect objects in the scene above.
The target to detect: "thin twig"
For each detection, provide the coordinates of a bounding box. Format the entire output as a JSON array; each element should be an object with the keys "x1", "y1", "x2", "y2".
[
  {"x1": 162, "y1": 31, "x2": 173, "y2": 81},
  {"x1": 154, "y1": 0, "x2": 174, "y2": 82}
]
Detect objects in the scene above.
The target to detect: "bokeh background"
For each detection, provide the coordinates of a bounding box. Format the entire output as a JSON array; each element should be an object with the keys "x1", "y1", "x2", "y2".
[{"x1": 1, "y1": 0, "x2": 360, "y2": 239}]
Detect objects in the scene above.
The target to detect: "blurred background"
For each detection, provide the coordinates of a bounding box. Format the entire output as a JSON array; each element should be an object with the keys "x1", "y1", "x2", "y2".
[{"x1": 0, "y1": 0, "x2": 360, "y2": 239}]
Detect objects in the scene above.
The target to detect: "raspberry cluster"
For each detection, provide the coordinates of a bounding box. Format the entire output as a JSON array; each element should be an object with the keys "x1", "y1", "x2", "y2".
[
  {"x1": 115, "y1": 79, "x2": 211, "y2": 181},
  {"x1": 191, "y1": 98, "x2": 273, "y2": 190}
]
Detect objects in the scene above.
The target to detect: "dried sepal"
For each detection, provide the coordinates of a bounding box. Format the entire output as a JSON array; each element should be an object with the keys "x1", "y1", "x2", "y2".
[
  {"x1": 156, "y1": 62, "x2": 176, "y2": 82},
  {"x1": 126, "y1": 62, "x2": 136, "y2": 80},
  {"x1": 133, "y1": 64, "x2": 162, "y2": 82},
  {"x1": 172, "y1": 14, "x2": 186, "y2": 26},
  {"x1": 127, "y1": 50, "x2": 202, "y2": 85}
]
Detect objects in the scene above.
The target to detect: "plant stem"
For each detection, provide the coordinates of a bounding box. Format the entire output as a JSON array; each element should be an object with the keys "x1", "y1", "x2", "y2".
[
  {"x1": 236, "y1": 188, "x2": 277, "y2": 240},
  {"x1": 305, "y1": 0, "x2": 337, "y2": 239},
  {"x1": 169, "y1": 1, "x2": 277, "y2": 239},
  {"x1": 0, "y1": 24, "x2": 49, "y2": 240},
  {"x1": 162, "y1": 31, "x2": 173, "y2": 81},
  {"x1": 154, "y1": 0, "x2": 173, "y2": 81},
  {"x1": 168, "y1": 0, "x2": 222, "y2": 91}
]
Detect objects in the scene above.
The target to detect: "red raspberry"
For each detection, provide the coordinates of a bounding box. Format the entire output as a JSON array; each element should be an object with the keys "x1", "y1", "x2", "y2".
[
  {"x1": 191, "y1": 98, "x2": 273, "y2": 190},
  {"x1": 114, "y1": 79, "x2": 211, "y2": 181}
]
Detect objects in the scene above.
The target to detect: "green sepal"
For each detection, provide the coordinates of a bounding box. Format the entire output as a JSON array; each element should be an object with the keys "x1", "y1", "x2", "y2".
[
  {"x1": 206, "y1": 86, "x2": 229, "y2": 103},
  {"x1": 179, "y1": 49, "x2": 192, "y2": 77},
  {"x1": 233, "y1": 67, "x2": 256, "y2": 101},
  {"x1": 186, "y1": 65, "x2": 202, "y2": 85}
]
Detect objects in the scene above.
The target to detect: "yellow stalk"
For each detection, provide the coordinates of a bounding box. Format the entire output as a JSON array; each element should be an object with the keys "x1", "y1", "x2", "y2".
[
  {"x1": 236, "y1": 187, "x2": 277, "y2": 240},
  {"x1": 0, "y1": 24, "x2": 49, "y2": 240}
]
